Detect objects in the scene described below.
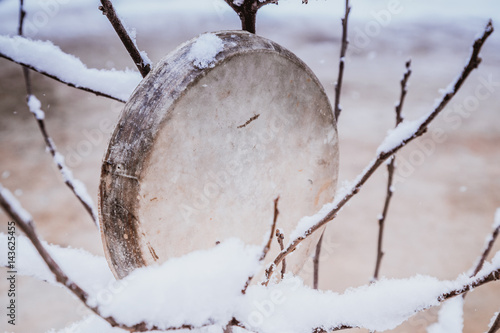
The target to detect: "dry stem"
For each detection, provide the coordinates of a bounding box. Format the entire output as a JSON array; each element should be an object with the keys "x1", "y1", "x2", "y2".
[
  {"x1": 334, "y1": 0, "x2": 351, "y2": 119},
  {"x1": 265, "y1": 20, "x2": 494, "y2": 284},
  {"x1": 276, "y1": 228, "x2": 286, "y2": 279},
  {"x1": 372, "y1": 60, "x2": 411, "y2": 281},
  {"x1": 99, "y1": 0, "x2": 151, "y2": 77}
]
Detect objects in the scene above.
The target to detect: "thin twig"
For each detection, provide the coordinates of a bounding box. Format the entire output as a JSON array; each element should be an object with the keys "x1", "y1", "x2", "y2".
[
  {"x1": 99, "y1": 0, "x2": 151, "y2": 77},
  {"x1": 334, "y1": 0, "x2": 351, "y2": 120},
  {"x1": 264, "y1": 21, "x2": 494, "y2": 284},
  {"x1": 242, "y1": 197, "x2": 280, "y2": 293},
  {"x1": 488, "y1": 311, "x2": 500, "y2": 333},
  {"x1": 17, "y1": 0, "x2": 98, "y2": 227},
  {"x1": 372, "y1": 60, "x2": 411, "y2": 281},
  {"x1": 471, "y1": 210, "x2": 500, "y2": 277},
  {"x1": 313, "y1": 0, "x2": 351, "y2": 290},
  {"x1": 276, "y1": 228, "x2": 286, "y2": 279}
]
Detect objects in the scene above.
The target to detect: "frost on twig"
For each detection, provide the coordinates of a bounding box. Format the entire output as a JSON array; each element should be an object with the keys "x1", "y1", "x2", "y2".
[
  {"x1": 0, "y1": 35, "x2": 141, "y2": 102},
  {"x1": 223, "y1": 0, "x2": 278, "y2": 33},
  {"x1": 372, "y1": 60, "x2": 412, "y2": 281},
  {"x1": 264, "y1": 20, "x2": 494, "y2": 284},
  {"x1": 99, "y1": 0, "x2": 151, "y2": 77}
]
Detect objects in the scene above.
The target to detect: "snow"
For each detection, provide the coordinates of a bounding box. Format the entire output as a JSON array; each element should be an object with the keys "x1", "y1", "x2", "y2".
[
  {"x1": 0, "y1": 234, "x2": 115, "y2": 293},
  {"x1": 427, "y1": 297, "x2": 464, "y2": 333},
  {"x1": 377, "y1": 118, "x2": 423, "y2": 154},
  {"x1": 0, "y1": 35, "x2": 142, "y2": 102},
  {"x1": 188, "y1": 33, "x2": 224, "y2": 69},
  {"x1": 288, "y1": 202, "x2": 336, "y2": 243},
  {"x1": 2, "y1": 230, "x2": 497, "y2": 333},
  {"x1": 27, "y1": 95, "x2": 45, "y2": 120},
  {"x1": 494, "y1": 208, "x2": 500, "y2": 229},
  {"x1": 233, "y1": 0, "x2": 244, "y2": 6},
  {"x1": 53, "y1": 152, "x2": 99, "y2": 224},
  {"x1": 0, "y1": 184, "x2": 32, "y2": 223}
]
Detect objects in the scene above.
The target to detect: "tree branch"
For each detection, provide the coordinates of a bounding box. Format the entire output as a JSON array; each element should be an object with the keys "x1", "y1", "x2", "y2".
[
  {"x1": 471, "y1": 209, "x2": 500, "y2": 277},
  {"x1": 372, "y1": 60, "x2": 411, "y2": 281},
  {"x1": 334, "y1": 0, "x2": 351, "y2": 120},
  {"x1": 313, "y1": 231, "x2": 324, "y2": 289},
  {"x1": 223, "y1": 0, "x2": 278, "y2": 33},
  {"x1": 264, "y1": 20, "x2": 494, "y2": 284},
  {"x1": 0, "y1": 53, "x2": 127, "y2": 102},
  {"x1": 99, "y1": 0, "x2": 151, "y2": 77}
]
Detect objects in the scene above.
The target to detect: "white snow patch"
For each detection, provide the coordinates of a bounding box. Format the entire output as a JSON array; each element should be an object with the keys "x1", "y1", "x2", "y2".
[
  {"x1": 27, "y1": 95, "x2": 45, "y2": 120},
  {"x1": 377, "y1": 118, "x2": 423, "y2": 154},
  {"x1": 0, "y1": 184, "x2": 32, "y2": 223},
  {"x1": 0, "y1": 35, "x2": 141, "y2": 101},
  {"x1": 494, "y1": 207, "x2": 500, "y2": 229},
  {"x1": 188, "y1": 33, "x2": 224, "y2": 69},
  {"x1": 427, "y1": 297, "x2": 464, "y2": 333}
]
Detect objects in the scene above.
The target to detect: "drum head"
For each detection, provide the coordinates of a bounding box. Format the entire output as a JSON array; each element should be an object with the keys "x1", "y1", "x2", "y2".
[{"x1": 99, "y1": 31, "x2": 339, "y2": 279}]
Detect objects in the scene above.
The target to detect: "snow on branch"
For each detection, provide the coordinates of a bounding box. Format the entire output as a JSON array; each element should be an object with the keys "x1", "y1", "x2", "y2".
[
  {"x1": 471, "y1": 207, "x2": 500, "y2": 277},
  {"x1": 264, "y1": 20, "x2": 494, "y2": 284},
  {"x1": 26, "y1": 95, "x2": 99, "y2": 226},
  {"x1": 0, "y1": 35, "x2": 141, "y2": 102},
  {"x1": 99, "y1": 0, "x2": 151, "y2": 78}
]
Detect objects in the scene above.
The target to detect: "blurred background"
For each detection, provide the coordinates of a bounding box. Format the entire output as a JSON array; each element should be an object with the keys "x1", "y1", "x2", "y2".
[{"x1": 0, "y1": 0, "x2": 499, "y2": 332}]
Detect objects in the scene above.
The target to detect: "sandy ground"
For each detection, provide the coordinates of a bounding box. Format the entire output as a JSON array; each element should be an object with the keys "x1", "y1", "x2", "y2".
[{"x1": 1, "y1": 3, "x2": 500, "y2": 333}]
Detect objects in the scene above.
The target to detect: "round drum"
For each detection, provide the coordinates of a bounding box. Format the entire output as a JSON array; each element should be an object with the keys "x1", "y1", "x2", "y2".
[{"x1": 99, "y1": 31, "x2": 339, "y2": 279}]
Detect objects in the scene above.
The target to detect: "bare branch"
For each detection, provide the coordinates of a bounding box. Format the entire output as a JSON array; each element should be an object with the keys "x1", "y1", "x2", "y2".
[
  {"x1": 334, "y1": 0, "x2": 351, "y2": 119},
  {"x1": 264, "y1": 21, "x2": 494, "y2": 284},
  {"x1": 276, "y1": 228, "x2": 286, "y2": 279},
  {"x1": 99, "y1": 0, "x2": 151, "y2": 77},
  {"x1": 488, "y1": 311, "x2": 500, "y2": 333},
  {"x1": 373, "y1": 60, "x2": 411, "y2": 281},
  {"x1": 471, "y1": 209, "x2": 500, "y2": 276}
]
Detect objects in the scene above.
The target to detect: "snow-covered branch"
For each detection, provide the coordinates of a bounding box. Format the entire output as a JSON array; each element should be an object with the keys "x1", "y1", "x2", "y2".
[
  {"x1": 26, "y1": 95, "x2": 99, "y2": 227},
  {"x1": 265, "y1": 20, "x2": 494, "y2": 284},
  {"x1": 99, "y1": 0, "x2": 151, "y2": 78},
  {"x1": 0, "y1": 35, "x2": 141, "y2": 102}
]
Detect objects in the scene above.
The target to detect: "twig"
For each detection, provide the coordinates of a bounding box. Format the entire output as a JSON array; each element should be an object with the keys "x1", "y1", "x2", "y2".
[
  {"x1": 334, "y1": 0, "x2": 351, "y2": 120},
  {"x1": 0, "y1": 184, "x2": 213, "y2": 332},
  {"x1": 372, "y1": 60, "x2": 411, "y2": 281},
  {"x1": 99, "y1": 0, "x2": 151, "y2": 77},
  {"x1": 313, "y1": 0, "x2": 351, "y2": 290},
  {"x1": 471, "y1": 209, "x2": 500, "y2": 277},
  {"x1": 223, "y1": 0, "x2": 278, "y2": 33},
  {"x1": 264, "y1": 21, "x2": 494, "y2": 284},
  {"x1": 17, "y1": 0, "x2": 98, "y2": 228},
  {"x1": 488, "y1": 311, "x2": 500, "y2": 333},
  {"x1": 242, "y1": 197, "x2": 280, "y2": 293},
  {"x1": 276, "y1": 228, "x2": 286, "y2": 279}
]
